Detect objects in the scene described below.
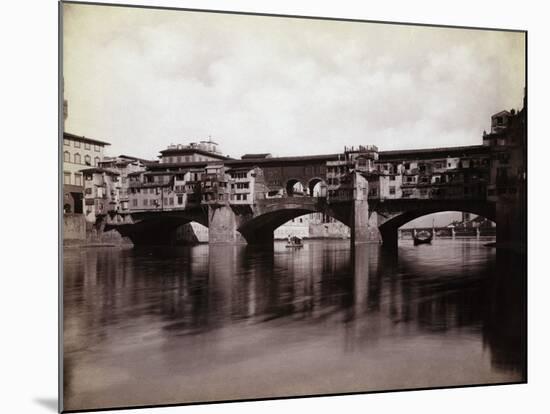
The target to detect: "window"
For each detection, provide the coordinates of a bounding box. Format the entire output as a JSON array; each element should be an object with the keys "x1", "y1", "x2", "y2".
[
  {"x1": 389, "y1": 186, "x2": 396, "y2": 195},
  {"x1": 85, "y1": 188, "x2": 92, "y2": 195},
  {"x1": 64, "y1": 151, "x2": 70, "y2": 162},
  {"x1": 74, "y1": 140, "x2": 80, "y2": 148},
  {"x1": 177, "y1": 195, "x2": 183, "y2": 204},
  {"x1": 389, "y1": 175, "x2": 395, "y2": 181},
  {"x1": 243, "y1": 194, "x2": 247, "y2": 200},
  {"x1": 64, "y1": 139, "x2": 70, "y2": 146},
  {"x1": 74, "y1": 153, "x2": 81, "y2": 164},
  {"x1": 84, "y1": 155, "x2": 91, "y2": 165},
  {"x1": 94, "y1": 157, "x2": 100, "y2": 166},
  {"x1": 169, "y1": 197, "x2": 174, "y2": 205},
  {"x1": 132, "y1": 199, "x2": 138, "y2": 207},
  {"x1": 94, "y1": 145, "x2": 100, "y2": 152},
  {"x1": 74, "y1": 173, "x2": 82, "y2": 186},
  {"x1": 143, "y1": 199, "x2": 148, "y2": 206},
  {"x1": 84, "y1": 143, "x2": 91, "y2": 150}
]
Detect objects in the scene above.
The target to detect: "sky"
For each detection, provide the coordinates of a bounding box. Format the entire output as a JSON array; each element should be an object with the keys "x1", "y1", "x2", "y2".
[{"x1": 63, "y1": 3, "x2": 525, "y2": 162}]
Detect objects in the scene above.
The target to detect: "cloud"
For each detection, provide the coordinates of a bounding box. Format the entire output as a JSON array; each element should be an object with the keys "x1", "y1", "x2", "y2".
[{"x1": 63, "y1": 3, "x2": 525, "y2": 160}]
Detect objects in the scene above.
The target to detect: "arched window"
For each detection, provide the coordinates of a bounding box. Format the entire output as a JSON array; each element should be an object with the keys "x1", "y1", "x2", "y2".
[
  {"x1": 74, "y1": 153, "x2": 81, "y2": 164},
  {"x1": 84, "y1": 155, "x2": 91, "y2": 166},
  {"x1": 94, "y1": 157, "x2": 100, "y2": 166},
  {"x1": 64, "y1": 151, "x2": 70, "y2": 162}
]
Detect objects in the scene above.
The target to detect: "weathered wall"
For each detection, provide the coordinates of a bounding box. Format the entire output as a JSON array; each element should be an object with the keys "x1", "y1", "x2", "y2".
[
  {"x1": 63, "y1": 214, "x2": 86, "y2": 241},
  {"x1": 87, "y1": 226, "x2": 132, "y2": 245},
  {"x1": 209, "y1": 205, "x2": 247, "y2": 244}
]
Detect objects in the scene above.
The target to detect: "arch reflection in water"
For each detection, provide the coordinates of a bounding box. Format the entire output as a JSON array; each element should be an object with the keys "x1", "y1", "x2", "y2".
[{"x1": 63, "y1": 240, "x2": 525, "y2": 411}]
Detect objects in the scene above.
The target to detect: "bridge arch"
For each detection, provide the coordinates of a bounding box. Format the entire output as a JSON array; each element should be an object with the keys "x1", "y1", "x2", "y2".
[
  {"x1": 286, "y1": 178, "x2": 307, "y2": 197},
  {"x1": 104, "y1": 209, "x2": 209, "y2": 245},
  {"x1": 308, "y1": 177, "x2": 326, "y2": 197},
  {"x1": 374, "y1": 200, "x2": 496, "y2": 249},
  {"x1": 237, "y1": 199, "x2": 350, "y2": 244}
]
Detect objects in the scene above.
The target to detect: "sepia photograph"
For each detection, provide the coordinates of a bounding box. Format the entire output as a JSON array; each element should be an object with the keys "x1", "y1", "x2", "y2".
[{"x1": 60, "y1": 1, "x2": 526, "y2": 412}]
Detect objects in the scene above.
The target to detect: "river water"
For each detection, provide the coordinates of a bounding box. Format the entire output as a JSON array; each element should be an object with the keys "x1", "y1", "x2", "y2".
[{"x1": 63, "y1": 239, "x2": 526, "y2": 411}]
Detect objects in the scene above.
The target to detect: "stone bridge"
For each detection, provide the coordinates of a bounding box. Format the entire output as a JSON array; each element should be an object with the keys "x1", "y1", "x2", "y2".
[
  {"x1": 106, "y1": 187, "x2": 497, "y2": 251},
  {"x1": 101, "y1": 138, "x2": 526, "y2": 250}
]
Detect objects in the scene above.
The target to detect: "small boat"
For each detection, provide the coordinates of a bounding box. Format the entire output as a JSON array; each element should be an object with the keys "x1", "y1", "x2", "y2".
[
  {"x1": 286, "y1": 236, "x2": 304, "y2": 248},
  {"x1": 413, "y1": 230, "x2": 433, "y2": 245}
]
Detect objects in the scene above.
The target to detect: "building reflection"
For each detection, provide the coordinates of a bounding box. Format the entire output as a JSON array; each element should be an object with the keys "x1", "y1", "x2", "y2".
[{"x1": 64, "y1": 239, "x2": 526, "y2": 394}]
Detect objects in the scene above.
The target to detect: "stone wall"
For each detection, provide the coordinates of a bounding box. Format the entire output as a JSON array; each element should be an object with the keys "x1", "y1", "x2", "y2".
[
  {"x1": 63, "y1": 214, "x2": 86, "y2": 242},
  {"x1": 86, "y1": 221, "x2": 133, "y2": 246}
]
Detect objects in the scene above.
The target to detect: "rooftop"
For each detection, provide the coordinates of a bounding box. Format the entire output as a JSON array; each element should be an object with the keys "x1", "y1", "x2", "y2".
[
  {"x1": 378, "y1": 145, "x2": 490, "y2": 160},
  {"x1": 64, "y1": 132, "x2": 111, "y2": 146},
  {"x1": 241, "y1": 153, "x2": 272, "y2": 159},
  {"x1": 80, "y1": 167, "x2": 120, "y2": 176}
]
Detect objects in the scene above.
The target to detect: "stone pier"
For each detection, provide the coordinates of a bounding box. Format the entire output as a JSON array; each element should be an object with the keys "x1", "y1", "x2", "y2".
[
  {"x1": 351, "y1": 172, "x2": 370, "y2": 244},
  {"x1": 208, "y1": 205, "x2": 246, "y2": 244}
]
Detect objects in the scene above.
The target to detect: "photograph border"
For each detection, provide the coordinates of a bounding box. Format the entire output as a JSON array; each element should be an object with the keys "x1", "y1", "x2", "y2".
[{"x1": 58, "y1": 1, "x2": 528, "y2": 412}]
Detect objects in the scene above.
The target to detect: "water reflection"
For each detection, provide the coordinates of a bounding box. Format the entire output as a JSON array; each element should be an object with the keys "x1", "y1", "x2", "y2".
[{"x1": 63, "y1": 239, "x2": 526, "y2": 411}]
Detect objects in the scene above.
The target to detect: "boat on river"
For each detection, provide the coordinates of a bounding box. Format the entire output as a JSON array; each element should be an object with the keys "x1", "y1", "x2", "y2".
[
  {"x1": 413, "y1": 230, "x2": 433, "y2": 245},
  {"x1": 286, "y1": 236, "x2": 304, "y2": 248}
]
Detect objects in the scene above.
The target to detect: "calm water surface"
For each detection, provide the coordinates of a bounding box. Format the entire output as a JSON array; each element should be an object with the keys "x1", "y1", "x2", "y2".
[{"x1": 63, "y1": 239, "x2": 526, "y2": 411}]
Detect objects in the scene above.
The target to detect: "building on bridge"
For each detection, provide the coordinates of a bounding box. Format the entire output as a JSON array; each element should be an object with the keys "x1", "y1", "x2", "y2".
[
  {"x1": 370, "y1": 146, "x2": 492, "y2": 201},
  {"x1": 96, "y1": 155, "x2": 148, "y2": 213},
  {"x1": 125, "y1": 164, "x2": 270, "y2": 212},
  {"x1": 81, "y1": 168, "x2": 121, "y2": 222},
  {"x1": 81, "y1": 155, "x2": 149, "y2": 223},
  {"x1": 227, "y1": 166, "x2": 269, "y2": 204}
]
